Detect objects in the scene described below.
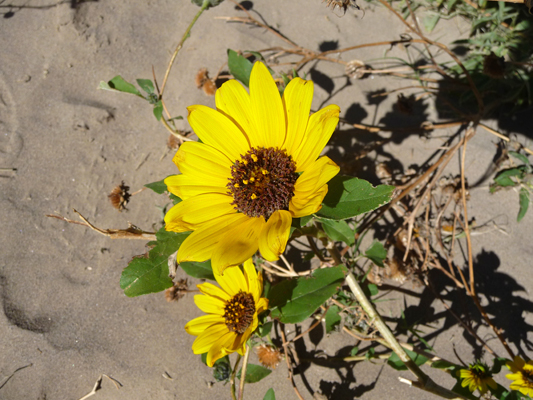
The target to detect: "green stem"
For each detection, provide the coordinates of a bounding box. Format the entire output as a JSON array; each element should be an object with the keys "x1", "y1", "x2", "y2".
[
  {"x1": 345, "y1": 273, "x2": 467, "y2": 399},
  {"x1": 238, "y1": 345, "x2": 251, "y2": 400},
  {"x1": 159, "y1": 0, "x2": 210, "y2": 97},
  {"x1": 230, "y1": 354, "x2": 242, "y2": 400}
]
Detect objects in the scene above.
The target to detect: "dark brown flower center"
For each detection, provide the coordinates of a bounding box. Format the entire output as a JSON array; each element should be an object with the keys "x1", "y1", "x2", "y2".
[
  {"x1": 223, "y1": 291, "x2": 256, "y2": 334},
  {"x1": 227, "y1": 147, "x2": 298, "y2": 219}
]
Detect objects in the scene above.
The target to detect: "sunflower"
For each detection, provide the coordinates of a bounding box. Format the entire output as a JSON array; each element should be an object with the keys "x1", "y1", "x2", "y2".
[
  {"x1": 184, "y1": 259, "x2": 268, "y2": 367},
  {"x1": 506, "y1": 356, "x2": 533, "y2": 397},
  {"x1": 164, "y1": 62, "x2": 340, "y2": 273},
  {"x1": 458, "y1": 362, "x2": 497, "y2": 395}
]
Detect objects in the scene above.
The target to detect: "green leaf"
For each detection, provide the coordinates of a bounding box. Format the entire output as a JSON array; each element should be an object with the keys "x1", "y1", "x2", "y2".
[
  {"x1": 300, "y1": 215, "x2": 314, "y2": 227},
  {"x1": 423, "y1": 13, "x2": 440, "y2": 32},
  {"x1": 319, "y1": 218, "x2": 355, "y2": 245},
  {"x1": 153, "y1": 101, "x2": 163, "y2": 121},
  {"x1": 145, "y1": 178, "x2": 168, "y2": 194},
  {"x1": 237, "y1": 364, "x2": 272, "y2": 383},
  {"x1": 191, "y1": 0, "x2": 224, "y2": 8},
  {"x1": 387, "y1": 348, "x2": 429, "y2": 371},
  {"x1": 263, "y1": 388, "x2": 276, "y2": 400},
  {"x1": 431, "y1": 360, "x2": 457, "y2": 370},
  {"x1": 136, "y1": 79, "x2": 155, "y2": 94},
  {"x1": 268, "y1": 265, "x2": 347, "y2": 324},
  {"x1": 509, "y1": 151, "x2": 531, "y2": 167},
  {"x1": 169, "y1": 193, "x2": 182, "y2": 205},
  {"x1": 103, "y1": 76, "x2": 143, "y2": 97},
  {"x1": 180, "y1": 260, "x2": 215, "y2": 280},
  {"x1": 317, "y1": 176, "x2": 394, "y2": 220},
  {"x1": 120, "y1": 229, "x2": 188, "y2": 296},
  {"x1": 258, "y1": 321, "x2": 273, "y2": 337},
  {"x1": 367, "y1": 283, "x2": 379, "y2": 296},
  {"x1": 325, "y1": 305, "x2": 342, "y2": 333},
  {"x1": 518, "y1": 187, "x2": 530, "y2": 222},
  {"x1": 364, "y1": 241, "x2": 387, "y2": 267},
  {"x1": 228, "y1": 49, "x2": 254, "y2": 87}
]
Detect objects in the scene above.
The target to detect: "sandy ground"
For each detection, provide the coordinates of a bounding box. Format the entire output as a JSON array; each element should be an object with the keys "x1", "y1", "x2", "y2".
[{"x1": 1, "y1": 0, "x2": 532, "y2": 399}]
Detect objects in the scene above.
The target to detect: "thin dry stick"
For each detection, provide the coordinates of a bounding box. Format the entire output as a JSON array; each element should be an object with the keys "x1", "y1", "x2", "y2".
[
  {"x1": 159, "y1": 1, "x2": 210, "y2": 97},
  {"x1": 286, "y1": 306, "x2": 330, "y2": 345},
  {"x1": 479, "y1": 123, "x2": 533, "y2": 156},
  {"x1": 238, "y1": 345, "x2": 251, "y2": 400},
  {"x1": 280, "y1": 325, "x2": 306, "y2": 400},
  {"x1": 0, "y1": 364, "x2": 32, "y2": 390},
  {"x1": 78, "y1": 374, "x2": 122, "y2": 400},
  {"x1": 46, "y1": 210, "x2": 156, "y2": 240},
  {"x1": 459, "y1": 134, "x2": 516, "y2": 359}
]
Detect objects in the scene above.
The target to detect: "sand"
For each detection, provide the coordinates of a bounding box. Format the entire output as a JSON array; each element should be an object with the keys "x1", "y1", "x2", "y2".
[{"x1": 1, "y1": 0, "x2": 532, "y2": 399}]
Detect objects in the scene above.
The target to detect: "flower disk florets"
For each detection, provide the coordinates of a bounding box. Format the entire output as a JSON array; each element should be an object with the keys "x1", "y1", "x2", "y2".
[
  {"x1": 228, "y1": 147, "x2": 298, "y2": 219},
  {"x1": 223, "y1": 290, "x2": 256, "y2": 334}
]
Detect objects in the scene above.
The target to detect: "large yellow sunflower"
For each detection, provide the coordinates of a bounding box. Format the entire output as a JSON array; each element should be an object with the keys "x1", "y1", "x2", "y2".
[
  {"x1": 506, "y1": 356, "x2": 533, "y2": 397},
  {"x1": 184, "y1": 259, "x2": 268, "y2": 367},
  {"x1": 164, "y1": 62, "x2": 340, "y2": 273}
]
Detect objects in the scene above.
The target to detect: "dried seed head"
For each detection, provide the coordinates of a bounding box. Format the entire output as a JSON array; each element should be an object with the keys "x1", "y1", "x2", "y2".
[
  {"x1": 323, "y1": 0, "x2": 359, "y2": 14},
  {"x1": 345, "y1": 60, "x2": 367, "y2": 79},
  {"x1": 195, "y1": 68, "x2": 209, "y2": 88},
  {"x1": 165, "y1": 279, "x2": 189, "y2": 302},
  {"x1": 167, "y1": 134, "x2": 181, "y2": 150},
  {"x1": 108, "y1": 181, "x2": 130, "y2": 212},
  {"x1": 256, "y1": 344, "x2": 283, "y2": 369},
  {"x1": 483, "y1": 52, "x2": 505, "y2": 79},
  {"x1": 202, "y1": 79, "x2": 217, "y2": 96}
]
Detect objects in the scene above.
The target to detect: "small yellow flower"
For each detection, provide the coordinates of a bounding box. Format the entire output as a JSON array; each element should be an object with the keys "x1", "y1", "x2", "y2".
[
  {"x1": 184, "y1": 259, "x2": 269, "y2": 367},
  {"x1": 164, "y1": 61, "x2": 340, "y2": 274},
  {"x1": 458, "y1": 362, "x2": 497, "y2": 395},
  {"x1": 506, "y1": 356, "x2": 533, "y2": 397}
]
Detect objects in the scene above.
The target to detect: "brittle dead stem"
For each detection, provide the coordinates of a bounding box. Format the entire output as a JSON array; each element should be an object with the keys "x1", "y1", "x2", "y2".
[{"x1": 280, "y1": 325, "x2": 306, "y2": 400}]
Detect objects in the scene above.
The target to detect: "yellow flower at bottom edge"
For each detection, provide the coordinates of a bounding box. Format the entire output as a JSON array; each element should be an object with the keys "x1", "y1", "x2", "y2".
[
  {"x1": 185, "y1": 259, "x2": 268, "y2": 367},
  {"x1": 458, "y1": 363, "x2": 497, "y2": 395},
  {"x1": 164, "y1": 61, "x2": 340, "y2": 274},
  {"x1": 506, "y1": 356, "x2": 533, "y2": 397}
]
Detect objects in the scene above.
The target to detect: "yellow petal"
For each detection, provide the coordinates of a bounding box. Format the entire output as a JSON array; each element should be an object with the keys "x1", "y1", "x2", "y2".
[
  {"x1": 177, "y1": 214, "x2": 250, "y2": 263},
  {"x1": 258, "y1": 210, "x2": 291, "y2": 261},
  {"x1": 173, "y1": 141, "x2": 232, "y2": 176},
  {"x1": 292, "y1": 104, "x2": 340, "y2": 172},
  {"x1": 194, "y1": 294, "x2": 225, "y2": 315},
  {"x1": 249, "y1": 62, "x2": 285, "y2": 148},
  {"x1": 206, "y1": 332, "x2": 236, "y2": 367},
  {"x1": 290, "y1": 185, "x2": 328, "y2": 218},
  {"x1": 215, "y1": 79, "x2": 255, "y2": 139},
  {"x1": 211, "y1": 216, "x2": 265, "y2": 274},
  {"x1": 164, "y1": 193, "x2": 236, "y2": 233},
  {"x1": 185, "y1": 314, "x2": 224, "y2": 336},
  {"x1": 282, "y1": 78, "x2": 313, "y2": 155},
  {"x1": 197, "y1": 282, "x2": 231, "y2": 302},
  {"x1": 243, "y1": 259, "x2": 259, "y2": 300},
  {"x1": 293, "y1": 156, "x2": 340, "y2": 198},
  {"x1": 164, "y1": 174, "x2": 227, "y2": 200},
  {"x1": 215, "y1": 264, "x2": 247, "y2": 298},
  {"x1": 256, "y1": 298, "x2": 269, "y2": 314},
  {"x1": 192, "y1": 323, "x2": 230, "y2": 355},
  {"x1": 187, "y1": 104, "x2": 250, "y2": 162}
]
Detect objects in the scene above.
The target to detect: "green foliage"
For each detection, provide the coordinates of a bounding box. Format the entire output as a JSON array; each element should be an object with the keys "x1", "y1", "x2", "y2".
[
  {"x1": 318, "y1": 218, "x2": 355, "y2": 245},
  {"x1": 257, "y1": 321, "x2": 273, "y2": 337},
  {"x1": 318, "y1": 176, "x2": 394, "y2": 220},
  {"x1": 325, "y1": 305, "x2": 342, "y2": 333},
  {"x1": 201, "y1": 354, "x2": 231, "y2": 382},
  {"x1": 145, "y1": 177, "x2": 183, "y2": 205},
  {"x1": 228, "y1": 49, "x2": 254, "y2": 87},
  {"x1": 99, "y1": 76, "x2": 165, "y2": 121},
  {"x1": 268, "y1": 265, "x2": 347, "y2": 323},
  {"x1": 490, "y1": 151, "x2": 532, "y2": 222},
  {"x1": 237, "y1": 364, "x2": 272, "y2": 383},
  {"x1": 191, "y1": 0, "x2": 225, "y2": 8},
  {"x1": 120, "y1": 229, "x2": 186, "y2": 296},
  {"x1": 181, "y1": 260, "x2": 215, "y2": 280},
  {"x1": 263, "y1": 388, "x2": 276, "y2": 400},
  {"x1": 364, "y1": 241, "x2": 387, "y2": 267},
  {"x1": 387, "y1": 348, "x2": 429, "y2": 370}
]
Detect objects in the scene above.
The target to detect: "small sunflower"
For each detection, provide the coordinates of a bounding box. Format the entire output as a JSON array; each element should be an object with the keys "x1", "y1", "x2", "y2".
[
  {"x1": 184, "y1": 259, "x2": 269, "y2": 367},
  {"x1": 164, "y1": 61, "x2": 340, "y2": 273},
  {"x1": 506, "y1": 356, "x2": 533, "y2": 397},
  {"x1": 458, "y1": 362, "x2": 497, "y2": 395}
]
